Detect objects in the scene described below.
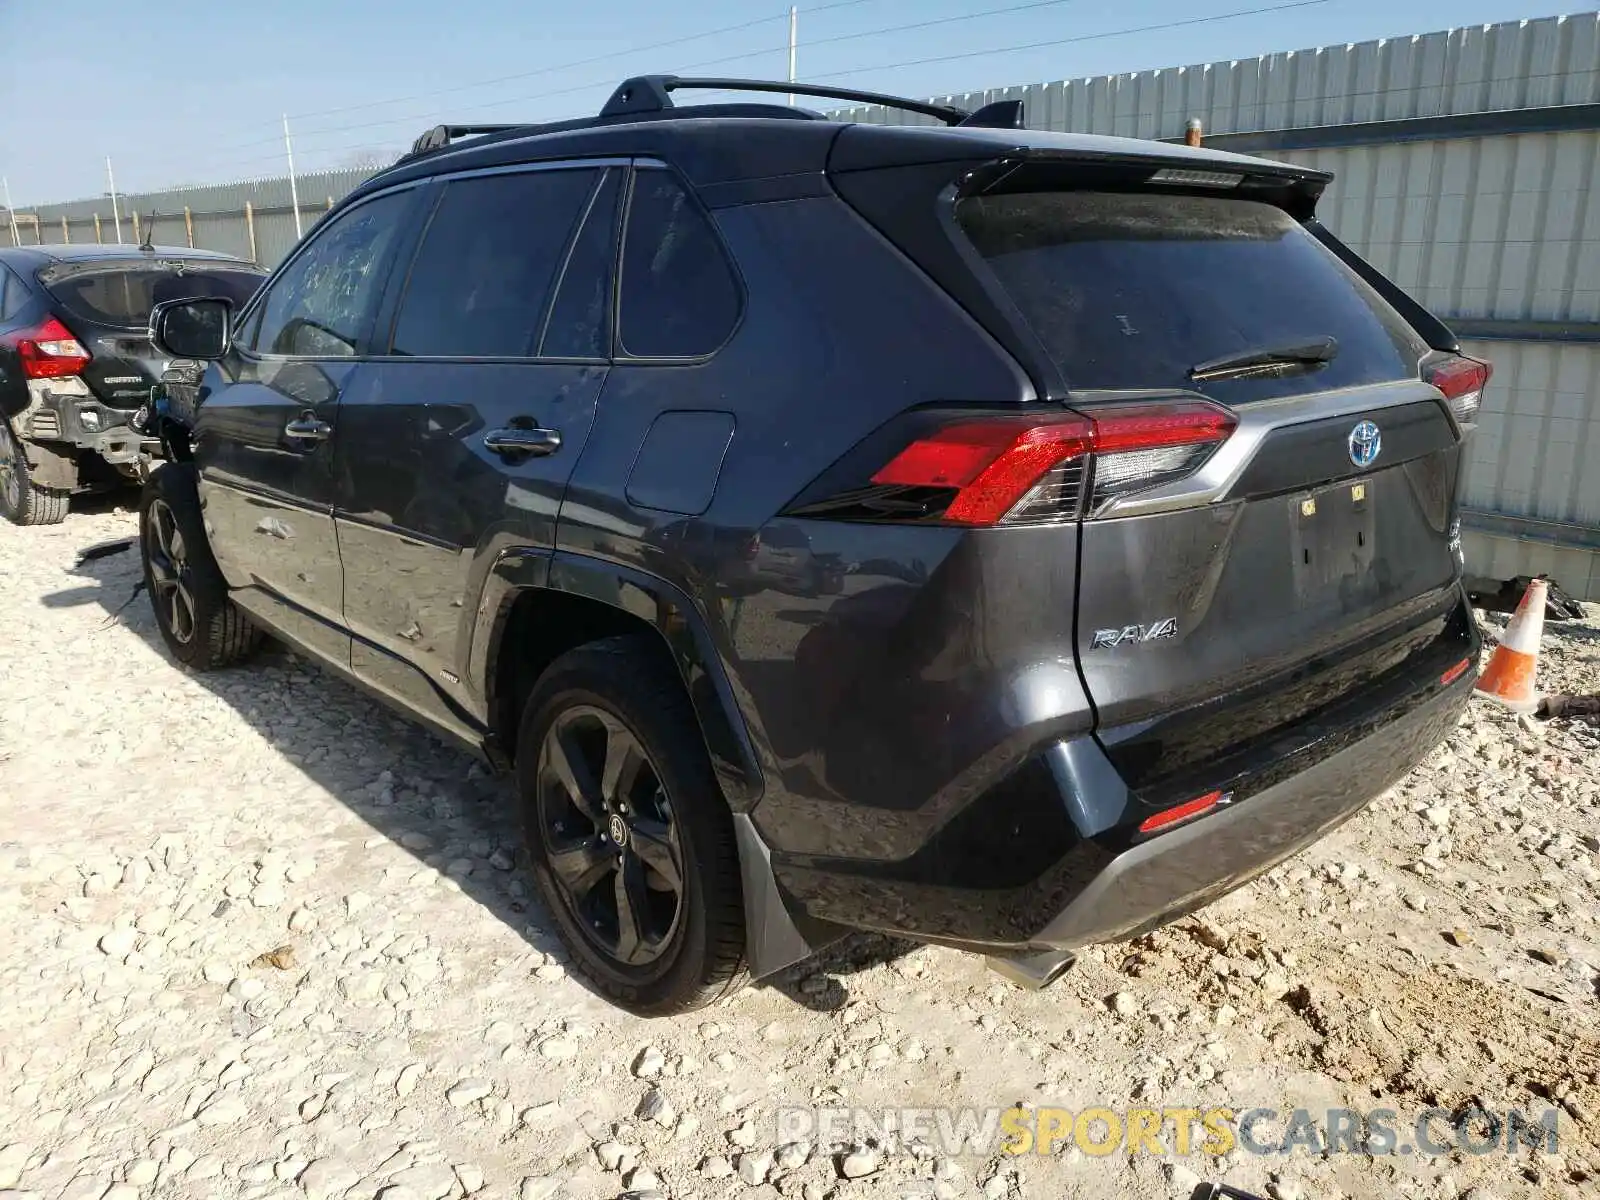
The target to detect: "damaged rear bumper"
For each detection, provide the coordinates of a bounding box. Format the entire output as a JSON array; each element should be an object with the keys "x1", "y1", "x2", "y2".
[{"x1": 16, "y1": 378, "x2": 160, "y2": 472}]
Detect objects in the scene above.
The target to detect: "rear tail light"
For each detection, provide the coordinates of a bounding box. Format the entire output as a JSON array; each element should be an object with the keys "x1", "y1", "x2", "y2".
[
  {"x1": 7, "y1": 316, "x2": 91, "y2": 379},
  {"x1": 1425, "y1": 354, "x2": 1491, "y2": 428},
  {"x1": 787, "y1": 400, "x2": 1235, "y2": 527}
]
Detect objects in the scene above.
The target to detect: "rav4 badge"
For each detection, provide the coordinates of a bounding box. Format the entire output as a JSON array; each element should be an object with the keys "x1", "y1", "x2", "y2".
[{"x1": 1090, "y1": 617, "x2": 1179, "y2": 649}]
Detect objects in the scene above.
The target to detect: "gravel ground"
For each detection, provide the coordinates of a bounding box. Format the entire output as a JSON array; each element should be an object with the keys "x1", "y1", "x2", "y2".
[{"x1": 3, "y1": 502, "x2": 1599, "y2": 1200}]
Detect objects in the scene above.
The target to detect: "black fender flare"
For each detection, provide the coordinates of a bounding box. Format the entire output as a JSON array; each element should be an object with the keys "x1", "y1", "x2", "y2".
[
  {"x1": 471, "y1": 546, "x2": 764, "y2": 808},
  {"x1": 470, "y1": 548, "x2": 844, "y2": 978}
]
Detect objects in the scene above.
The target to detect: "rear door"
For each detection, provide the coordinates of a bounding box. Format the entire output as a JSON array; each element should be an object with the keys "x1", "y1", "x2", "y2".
[
  {"x1": 950, "y1": 181, "x2": 1472, "y2": 802},
  {"x1": 36, "y1": 259, "x2": 264, "y2": 408},
  {"x1": 336, "y1": 161, "x2": 621, "y2": 726},
  {"x1": 195, "y1": 189, "x2": 419, "y2": 664}
]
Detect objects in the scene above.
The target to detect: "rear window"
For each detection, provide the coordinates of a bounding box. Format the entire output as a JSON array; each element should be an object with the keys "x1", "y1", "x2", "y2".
[
  {"x1": 39, "y1": 264, "x2": 264, "y2": 330},
  {"x1": 955, "y1": 191, "x2": 1425, "y2": 401}
]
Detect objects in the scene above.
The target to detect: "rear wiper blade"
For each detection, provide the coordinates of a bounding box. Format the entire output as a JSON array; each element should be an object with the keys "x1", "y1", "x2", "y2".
[{"x1": 1189, "y1": 336, "x2": 1339, "y2": 382}]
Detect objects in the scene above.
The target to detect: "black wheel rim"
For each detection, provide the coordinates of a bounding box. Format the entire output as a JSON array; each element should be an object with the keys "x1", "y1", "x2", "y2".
[
  {"x1": 0, "y1": 422, "x2": 22, "y2": 513},
  {"x1": 145, "y1": 498, "x2": 197, "y2": 645},
  {"x1": 536, "y1": 706, "x2": 685, "y2": 967}
]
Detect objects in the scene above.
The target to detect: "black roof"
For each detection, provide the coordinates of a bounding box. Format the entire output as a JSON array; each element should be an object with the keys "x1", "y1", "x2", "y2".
[
  {"x1": 347, "y1": 73, "x2": 1326, "y2": 208},
  {"x1": 0, "y1": 244, "x2": 259, "y2": 269}
]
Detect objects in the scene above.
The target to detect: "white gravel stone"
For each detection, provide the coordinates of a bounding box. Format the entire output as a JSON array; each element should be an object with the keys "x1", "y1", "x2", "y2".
[
  {"x1": 519, "y1": 1179, "x2": 559, "y2": 1200},
  {"x1": 633, "y1": 1046, "x2": 665, "y2": 1078},
  {"x1": 736, "y1": 1151, "x2": 773, "y2": 1185},
  {"x1": 98, "y1": 929, "x2": 137, "y2": 959},
  {"x1": 446, "y1": 1079, "x2": 493, "y2": 1108},
  {"x1": 195, "y1": 1095, "x2": 247, "y2": 1126},
  {"x1": 388, "y1": 1163, "x2": 457, "y2": 1199},
  {"x1": 395, "y1": 1063, "x2": 423, "y2": 1098},
  {"x1": 840, "y1": 1149, "x2": 880, "y2": 1179}
]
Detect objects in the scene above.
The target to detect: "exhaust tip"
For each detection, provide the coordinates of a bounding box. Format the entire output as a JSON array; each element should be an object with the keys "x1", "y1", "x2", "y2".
[{"x1": 987, "y1": 949, "x2": 1077, "y2": 990}]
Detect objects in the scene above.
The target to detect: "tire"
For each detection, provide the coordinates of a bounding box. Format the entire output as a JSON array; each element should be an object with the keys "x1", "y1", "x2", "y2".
[
  {"x1": 517, "y1": 636, "x2": 747, "y2": 1016},
  {"x1": 0, "y1": 420, "x2": 70, "y2": 526},
  {"x1": 139, "y1": 462, "x2": 262, "y2": 670}
]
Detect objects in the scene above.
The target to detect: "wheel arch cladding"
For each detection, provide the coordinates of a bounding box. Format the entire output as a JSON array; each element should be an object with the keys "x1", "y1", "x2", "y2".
[{"x1": 481, "y1": 550, "x2": 764, "y2": 809}]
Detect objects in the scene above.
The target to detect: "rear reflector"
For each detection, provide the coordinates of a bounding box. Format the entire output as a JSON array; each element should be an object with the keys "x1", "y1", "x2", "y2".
[
  {"x1": 1425, "y1": 354, "x2": 1491, "y2": 428},
  {"x1": 9, "y1": 316, "x2": 90, "y2": 379},
  {"x1": 1439, "y1": 657, "x2": 1473, "y2": 687},
  {"x1": 1139, "y1": 789, "x2": 1230, "y2": 834},
  {"x1": 856, "y1": 400, "x2": 1235, "y2": 526}
]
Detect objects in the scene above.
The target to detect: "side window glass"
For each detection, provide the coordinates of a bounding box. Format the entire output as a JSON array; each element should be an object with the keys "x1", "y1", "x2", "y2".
[
  {"x1": 390, "y1": 168, "x2": 597, "y2": 358},
  {"x1": 0, "y1": 266, "x2": 25, "y2": 321},
  {"x1": 617, "y1": 169, "x2": 740, "y2": 358},
  {"x1": 540, "y1": 169, "x2": 621, "y2": 359},
  {"x1": 253, "y1": 191, "x2": 410, "y2": 358}
]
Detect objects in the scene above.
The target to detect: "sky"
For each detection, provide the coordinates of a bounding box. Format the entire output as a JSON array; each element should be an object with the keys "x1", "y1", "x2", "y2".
[{"x1": 0, "y1": 0, "x2": 1567, "y2": 205}]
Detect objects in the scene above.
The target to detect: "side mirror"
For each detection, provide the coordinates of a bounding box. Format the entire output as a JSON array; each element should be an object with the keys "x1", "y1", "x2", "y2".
[{"x1": 150, "y1": 297, "x2": 232, "y2": 361}]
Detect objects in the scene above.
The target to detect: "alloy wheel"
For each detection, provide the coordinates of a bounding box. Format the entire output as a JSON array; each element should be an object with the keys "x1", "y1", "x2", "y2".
[
  {"x1": 146, "y1": 498, "x2": 198, "y2": 644},
  {"x1": 536, "y1": 706, "x2": 685, "y2": 967},
  {"x1": 0, "y1": 422, "x2": 22, "y2": 514}
]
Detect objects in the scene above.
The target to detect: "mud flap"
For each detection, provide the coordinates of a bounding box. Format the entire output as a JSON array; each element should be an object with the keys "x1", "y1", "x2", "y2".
[
  {"x1": 22, "y1": 438, "x2": 78, "y2": 491},
  {"x1": 733, "y1": 814, "x2": 848, "y2": 979}
]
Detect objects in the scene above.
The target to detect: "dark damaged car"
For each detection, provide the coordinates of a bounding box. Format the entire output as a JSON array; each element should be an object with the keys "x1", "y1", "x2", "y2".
[
  {"x1": 135, "y1": 77, "x2": 1487, "y2": 1015},
  {"x1": 0, "y1": 245, "x2": 264, "y2": 524}
]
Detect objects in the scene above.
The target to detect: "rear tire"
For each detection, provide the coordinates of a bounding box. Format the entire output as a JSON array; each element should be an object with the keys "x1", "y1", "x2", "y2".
[
  {"x1": 0, "y1": 421, "x2": 70, "y2": 526},
  {"x1": 139, "y1": 463, "x2": 262, "y2": 670},
  {"x1": 517, "y1": 636, "x2": 747, "y2": 1016}
]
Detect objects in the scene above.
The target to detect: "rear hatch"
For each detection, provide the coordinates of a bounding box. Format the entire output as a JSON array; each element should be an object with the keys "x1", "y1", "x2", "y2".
[
  {"x1": 36, "y1": 258, "x2": 264, "y2": 408},
  {"x1": 831, "y1": 134, "x2": 1482, "y2": 808}
]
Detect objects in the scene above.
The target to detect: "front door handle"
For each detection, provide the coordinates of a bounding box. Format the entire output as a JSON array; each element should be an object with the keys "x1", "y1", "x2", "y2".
[
  {"x1": 284, "y1": 414, "x2": 332, "y2": 442},
  {"x1": 484, "y1": 426, "x2": 561, "y2": 458}
]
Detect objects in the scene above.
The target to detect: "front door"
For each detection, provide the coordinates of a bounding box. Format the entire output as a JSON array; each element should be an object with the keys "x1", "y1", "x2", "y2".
[
  {"x1": 194, "y1": 187, "x2": 420, "y2": 664},
  {"x1": 336, "y1": 163, "x2": 623, "y2": 727}
]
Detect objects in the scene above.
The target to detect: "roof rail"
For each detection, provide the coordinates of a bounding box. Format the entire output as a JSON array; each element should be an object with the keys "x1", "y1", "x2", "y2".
[
  {"x1": 408, "y1": 124, "x2": 525, "y2": 158},
  {"x1": 396, "y1": 77, "x2": 1028, "y2": 167},
  {"x1": 600, "y1": 76, "x2": 1025, "y2": 129}
]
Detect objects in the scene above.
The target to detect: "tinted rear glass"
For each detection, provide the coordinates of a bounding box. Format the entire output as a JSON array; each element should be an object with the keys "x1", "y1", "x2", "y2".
[
  {"x1": 955, "y1": 191, "x2": 1424, "y2": 401},
  {"x1": 40, "y1": 265, "x2": 263, "y2": 329}
]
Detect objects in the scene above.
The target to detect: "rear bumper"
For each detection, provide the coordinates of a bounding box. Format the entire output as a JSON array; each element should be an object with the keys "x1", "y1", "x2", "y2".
[
  {"x1": 767, "y1": 589, "x2": 1477, "y2": 952},
  {"x1": 1033, "y1": 667, "x2": 1470, "y2": 949},
  {"x1": 18, "y1": 378, "x2": 157, "y2": 465}
]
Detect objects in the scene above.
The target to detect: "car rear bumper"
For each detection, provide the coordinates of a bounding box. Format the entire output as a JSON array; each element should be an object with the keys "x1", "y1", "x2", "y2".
[
  {"x1": 1032, "y1": 665, "x2": 1470, "y2": 949},
  {"x1": 18, "y1": 378, "x2": 157, "y2": 465},
  {"x1": 766, "y1": 589, "x2": 1477, "y2": 952}
]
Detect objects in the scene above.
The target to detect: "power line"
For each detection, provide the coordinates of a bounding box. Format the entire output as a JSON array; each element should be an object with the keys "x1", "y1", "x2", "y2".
[
  {"x1": 284, "y1": 0, "x2": 894, "y2": 127},
  {"x1": 809, "y1": 0, "x2": 1334, "y2": 83},
  {"x1": 278, "y1": 0, "x2": 1090, "y2": 152},
  {"x1": 114, "y1": 0, "x2": 1330, "y2": 192}
]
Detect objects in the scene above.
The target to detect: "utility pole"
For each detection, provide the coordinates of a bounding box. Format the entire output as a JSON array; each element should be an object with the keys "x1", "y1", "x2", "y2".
[
  {"x1": 284, "y1": 113, "x2": 303, "y2": 240},
  {"x1": 787, "y1": 7, "x2": 798, "y2": 105},
  {"x1": 2, "y1": 177, "x2": 19, "y2": 247},
  {"x1": 106, "y1": 157, "x2": 124, "y2": 244}
]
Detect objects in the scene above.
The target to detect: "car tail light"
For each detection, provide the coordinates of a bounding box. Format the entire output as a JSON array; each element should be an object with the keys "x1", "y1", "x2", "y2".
[
  {"x1": 787, "y1": 400, "x2": 1235, "y2": 526},
  {"x1": 1425, "y1": 354, "x2": 1491, "y2": 428},
  {"x1": 8, "y1": 316, "x2": 91, "y2": 379}
]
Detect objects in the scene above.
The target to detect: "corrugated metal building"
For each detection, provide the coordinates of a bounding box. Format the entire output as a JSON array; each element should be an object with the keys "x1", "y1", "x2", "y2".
[{"x1": 835, "y1": 12, "x2": 1600, "y2": 598}]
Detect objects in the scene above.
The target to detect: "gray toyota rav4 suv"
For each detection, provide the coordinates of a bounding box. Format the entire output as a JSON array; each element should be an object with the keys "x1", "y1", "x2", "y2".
[{"x1": 137, "y1": 77, "x2": 1487, "y2": 1015}]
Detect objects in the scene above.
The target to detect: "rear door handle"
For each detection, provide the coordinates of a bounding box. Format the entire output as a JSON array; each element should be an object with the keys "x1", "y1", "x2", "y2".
[
  {"x1": 284, "y1": 415, "x2": 332, "y2": 442},
  {"x1": 484, "y1": 426, "x2": 561, "y2": 458}
]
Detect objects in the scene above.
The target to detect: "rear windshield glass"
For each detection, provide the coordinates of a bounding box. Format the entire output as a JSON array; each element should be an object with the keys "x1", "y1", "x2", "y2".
[
  {"x1": 40, "y1": 265, "x2": 264, "y2": 329},
  {"x1": 955, "y1": 191, "x2": 1424, "y2": 401}
]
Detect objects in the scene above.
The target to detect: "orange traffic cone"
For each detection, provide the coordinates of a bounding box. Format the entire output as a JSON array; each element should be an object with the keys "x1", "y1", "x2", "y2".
[{"x1": 1474, "y1": 578, "x2": 1547, "y2": 713}]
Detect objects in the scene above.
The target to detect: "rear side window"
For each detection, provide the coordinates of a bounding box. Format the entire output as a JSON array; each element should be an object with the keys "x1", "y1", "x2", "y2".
[
  {"x1": 618, "y1": 169, "x2": 740, "y2": 358},
  {"x1": 956, "y1": 191, "x2": 1425, "y2": 401},
  {"x1": 390, "y1": 168, "x2": 597, "y2": 358},
  {"x1": 0, "y1": 265, "x2": 27, "y2": 320},
  {"x1": 38, "y1": 265, "x2": 263, "y2": 330},
  {"x1": 540, "y1": 169, "x2": 621, "y2": 360}
]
